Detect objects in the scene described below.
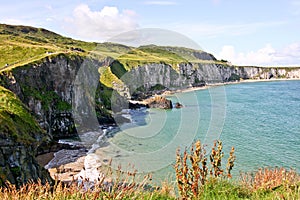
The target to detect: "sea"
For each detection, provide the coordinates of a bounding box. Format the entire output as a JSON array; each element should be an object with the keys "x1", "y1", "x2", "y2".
[{"x1": 71, "y1": 80, "x2": 300, "y2": 183}]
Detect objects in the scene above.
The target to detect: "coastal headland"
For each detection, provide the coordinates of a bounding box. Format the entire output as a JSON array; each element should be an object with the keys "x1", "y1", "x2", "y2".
[{"x1": 1, "y1": 24, "x2": 300, "y2": 185}]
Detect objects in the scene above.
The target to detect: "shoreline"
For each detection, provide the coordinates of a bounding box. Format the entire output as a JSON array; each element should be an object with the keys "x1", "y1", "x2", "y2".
[
  {"x1": 42, "y1": 77, "x2": 300, "y2": 182},
  {"x1": 163, "y1": 77, "x2": 300, "y2": 96}
]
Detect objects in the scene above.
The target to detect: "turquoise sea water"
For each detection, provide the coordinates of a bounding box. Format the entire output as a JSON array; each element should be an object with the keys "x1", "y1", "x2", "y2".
[{"x1": 96, "y1": 80, "x2": 300, "y2": 181}]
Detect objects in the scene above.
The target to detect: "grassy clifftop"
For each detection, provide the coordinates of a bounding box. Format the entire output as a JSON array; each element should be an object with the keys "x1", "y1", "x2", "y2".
[
  {"x1": 0, "y1": 85, "x2": 44, "y2": 144},
  {"x1": 0, "y1": 24, "x2": 96, "y2": 70},
  {"x1": 0, "y1": 24, "x2": 224, "y2": 72}
]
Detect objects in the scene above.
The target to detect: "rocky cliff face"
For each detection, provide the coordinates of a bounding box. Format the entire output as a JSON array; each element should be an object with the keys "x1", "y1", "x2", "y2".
[
  {"x1": 180, "y1": 63, "x2": 300, "y2": 84},
  {"x1": 1, "y1": 54, "x2": 83, "y2": 138},
  {"x1": 1, "y1": 52, "x2": 300, "y2": 186},
  {"x1": 0, "y1": 86, "x2": 52, "y2": 186},
  {"x1": 2, "y1": 55, "x2": 300, "y2": 137},
  {"x1": 0, "y1": 138, "x2": 52, "y2": 186},
  {"x1": 1, "y1": 54, "x2": 115, "y2": 138},
  {"x1": 122, "y1": 63, "x2": 300, "y2": 95}
]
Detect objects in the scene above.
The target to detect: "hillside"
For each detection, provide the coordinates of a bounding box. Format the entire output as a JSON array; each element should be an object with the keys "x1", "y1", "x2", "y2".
[
  {"x1": 1, "y1": 24, "x2": 300, "y2": 187},
  {"x1": 0, "y1": 85, "x2": 51, "y2": 186},
  {"x1": 0, "y1": 24, "x2": 223, "y2": 72},
  {"x1": 1, "y1": 23, "x2": 300, "y2": 138}
]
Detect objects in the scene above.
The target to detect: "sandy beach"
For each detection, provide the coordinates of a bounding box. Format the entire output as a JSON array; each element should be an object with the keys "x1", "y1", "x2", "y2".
[{"x1": 48, "y1": 156, "x2": 86, "y2": 182}]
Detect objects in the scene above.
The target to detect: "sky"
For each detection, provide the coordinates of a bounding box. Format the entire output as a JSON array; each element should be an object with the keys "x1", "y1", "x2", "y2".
[{"x1": 1, "y1": 0, "x2": 300, "y2": 66}]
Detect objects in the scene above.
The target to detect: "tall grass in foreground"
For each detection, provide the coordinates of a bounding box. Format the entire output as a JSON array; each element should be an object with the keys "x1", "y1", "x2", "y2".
[
  {"x1": 0, "y1": 140, "x2": 299, "y2": 200},
  {"x1": 174, "y1": 140, "x2": 236, "y2": 199}
]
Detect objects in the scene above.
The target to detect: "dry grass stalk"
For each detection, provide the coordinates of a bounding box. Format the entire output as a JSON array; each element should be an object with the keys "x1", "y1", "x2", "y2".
[
  {"x1": 174, "y1": 140, "x2": 235, "y2": 199},
  {"x1": 0, "y1": 160, "x2": 153, "y2": 200},
  {"x1": 240, "y1": 167, "x2": 300, "y2": 191}
]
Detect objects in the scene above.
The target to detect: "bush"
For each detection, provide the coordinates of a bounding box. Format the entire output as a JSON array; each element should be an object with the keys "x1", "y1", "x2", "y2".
[{"x1": 174, "y1": 140, "x2": 236, "y2": 199}]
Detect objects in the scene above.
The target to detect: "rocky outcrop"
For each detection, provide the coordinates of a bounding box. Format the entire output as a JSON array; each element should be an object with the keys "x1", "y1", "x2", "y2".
[
  {"x1": 145, "y1": 96, "x2": 173, "y2": 109},
  {"x1": 0, "y1": 54, "x2": 115, "y2": 138},
  {"x1": 0, "y1": 86, "x2": 52, "y2": 186},
  {"x1": 175, "y1": 102, "x2": 183, "y2": 109},
  {"x1": 0, "y1": 51, "x2": 300, "y2": 187},
  {"x1": 2, "y1": 54, "x2": 300, "y2": 135}
]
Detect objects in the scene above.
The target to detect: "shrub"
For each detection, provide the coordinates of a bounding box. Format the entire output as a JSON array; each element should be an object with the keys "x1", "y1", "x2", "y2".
[
  {"x1": 174, "y1": 140, "x2": 236, "y2": 199},
  {"x1": 240, "y1": 167, "x2": 300, "y2": 191}
]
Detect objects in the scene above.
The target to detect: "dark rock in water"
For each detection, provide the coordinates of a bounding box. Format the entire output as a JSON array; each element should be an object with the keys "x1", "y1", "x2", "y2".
[
  {"x1": 113, "y1": 114, "x2": 131, "y2": 124},
  {"x1": 129, "y1": 101, "x2": 148, "y2": 109},
  {"x1": 146, "y1": 96, "x2": 173, "y2": 109},
  {"x1": 97, "y1": 114, "x2": 115, "y2": 125},
  {"x1": 175, "y1": 102, "x2": 183, "y2": 108}
]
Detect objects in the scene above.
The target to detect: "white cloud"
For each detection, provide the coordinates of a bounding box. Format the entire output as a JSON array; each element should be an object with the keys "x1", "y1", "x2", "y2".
[
  {"x1": 217, "y1": 43, "x2": 300, "y2": 66},
  {"x1": 65, "y1": 4, "x2": 139, "y2": 40},
  {"x1": 144, "y1": 1, "x2": 177, "y2": 5}
]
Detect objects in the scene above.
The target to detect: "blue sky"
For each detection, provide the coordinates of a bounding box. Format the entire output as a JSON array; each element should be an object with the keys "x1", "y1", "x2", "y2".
[{"x1": 1, "y1": 0, "x2": 300, "y2": 66}]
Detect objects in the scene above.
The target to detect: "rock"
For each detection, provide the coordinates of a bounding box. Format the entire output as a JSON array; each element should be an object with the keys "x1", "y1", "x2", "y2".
[
  {"x1": 146, "y1": 96, "x2": 173, "y2": 109},
  {"x1": 175, "y1": 102, "x2": 183, "y2": 109},
  {"x1": 0, "y1": 86, "x2": 52, "y2": 187},
  {"x1": 0, "y1": 55, "x2": 115, "y2": 138},
  {"x1": 128, "y1": 101, "x2": 148, "y2": 109},
  {"x1": 113, "y1": 114, "x2": 131, "y2": 124}
]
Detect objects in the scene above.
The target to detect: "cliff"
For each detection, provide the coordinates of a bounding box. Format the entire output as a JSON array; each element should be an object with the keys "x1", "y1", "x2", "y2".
[
  {"x1": 3, "y1": 54, "x2": 299, "y2": 133},
  {"x1": 1, "y1": 54, "x2": 116, "y2": 137},
  {"x1": 1, "y1": 24, "x2": 300, "y2": 186},
  {"x1": 117, "y1": 62, "x2": 300, "y2": 97},
  {"x1": 0, "y1": 86, "x2": 52, "y2": 186}
]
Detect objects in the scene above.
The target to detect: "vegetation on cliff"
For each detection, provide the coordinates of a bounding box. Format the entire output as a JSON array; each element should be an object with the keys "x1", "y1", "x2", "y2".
[
  {"x1": 1, "y1": 23, "x2": 300, "y2": 192},
  {"x1": 0, "y1": 86, "x2": 45, "y2": 144},
  {"x1": 0, "y1": 140, "x2": 299, "y2": 199},
  {"x1": 0, "y1": 23, "x2": 222, "y2": 73},
  {"x1": 0, "y1": 86, "x2": 51, "y2": 186}
]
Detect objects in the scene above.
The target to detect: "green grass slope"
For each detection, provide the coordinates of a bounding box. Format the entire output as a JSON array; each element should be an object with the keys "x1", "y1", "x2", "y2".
[
  {"x1": 0, "y1": 85, "x2": 44, "y2": 144},
  {"x1": 0, "y1": 24, "x2": 227, "y2": 72},
  {"x1": 0, "y1": 24, "x2": 96, "y2": 70}
]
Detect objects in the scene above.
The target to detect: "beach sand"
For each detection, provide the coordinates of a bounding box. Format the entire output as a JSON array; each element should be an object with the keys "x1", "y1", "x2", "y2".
[{"x1": 47, "y1": 156, "x2": 86, "y2": 182}]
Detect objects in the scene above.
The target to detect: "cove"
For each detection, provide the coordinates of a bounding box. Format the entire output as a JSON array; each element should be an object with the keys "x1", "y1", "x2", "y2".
[{"x1": 93, "y1": 80, "x2": 300, "y2": 182}]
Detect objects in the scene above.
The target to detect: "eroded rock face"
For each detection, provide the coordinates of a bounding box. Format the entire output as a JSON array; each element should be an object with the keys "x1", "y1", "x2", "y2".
[
  {"x1": 0, "y1": 52, "x2": 300, "y2": 187},
  {"x1": 1, "y1": 55, "x2": 115, "y2": 137},
  {"x1": 2, "y1": 54, "x2": 300, "y2": 137},
  {"x1": 146, "y1": 96, "x2": 173, "y2": 109},
  {"x1": 0, "y1": 87, "x2": 52, "y2": 187},
  {"x1": 0, "y1": 140, "x2": 52, "y2": 186},
  {"x1": 124, "y1": 63, "x2": 300, "y2": 96}
]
